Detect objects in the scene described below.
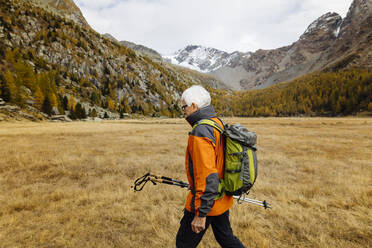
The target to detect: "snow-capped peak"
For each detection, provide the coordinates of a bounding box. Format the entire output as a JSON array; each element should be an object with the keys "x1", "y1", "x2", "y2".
[{"x1": 163, "y1": 45, "x2": 246, "y2": 73}]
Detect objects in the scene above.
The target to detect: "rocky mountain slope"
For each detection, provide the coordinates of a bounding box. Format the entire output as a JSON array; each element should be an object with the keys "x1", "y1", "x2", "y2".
[
  {"x1": 30, "y1": 0, "x2": 89, "y2": 28},
  {"x1": 167, "y1": 0, "x2": 372, "y2": 91},
  {"x1": 119, "y1": 40, "x2": 163, "y2": 62},
  {"x1": 103, "y1": 33, "x2": 163, "y2": 62},
  {"x1": 0, "y1": 0, "x2": 224, "y2": 120}
]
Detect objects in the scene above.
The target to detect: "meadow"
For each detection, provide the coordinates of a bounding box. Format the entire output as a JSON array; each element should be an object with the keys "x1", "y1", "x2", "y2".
[{"x1": 0, "y1": 117, "x2": 371, "y2": 248}]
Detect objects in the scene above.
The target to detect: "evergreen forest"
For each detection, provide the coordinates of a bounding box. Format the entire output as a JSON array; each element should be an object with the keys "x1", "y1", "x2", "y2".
[{"x1": 212, "y1": 69, "x2": 372, "y2": 117}]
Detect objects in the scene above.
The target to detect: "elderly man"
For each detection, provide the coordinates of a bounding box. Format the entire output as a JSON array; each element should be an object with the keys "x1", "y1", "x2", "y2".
[{"x1": 176, "y1": 85, "x2": 245, "y2": 248}]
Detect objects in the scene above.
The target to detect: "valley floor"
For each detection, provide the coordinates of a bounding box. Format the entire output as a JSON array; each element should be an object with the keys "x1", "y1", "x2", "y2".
[{"x1": 0, "y1": 118, "x2": 371, "y2": 247}]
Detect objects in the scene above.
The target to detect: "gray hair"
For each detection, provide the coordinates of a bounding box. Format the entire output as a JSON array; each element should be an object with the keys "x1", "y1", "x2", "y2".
[{"x1": 181, "y1": 85, "x2": 211, "y2": 108}]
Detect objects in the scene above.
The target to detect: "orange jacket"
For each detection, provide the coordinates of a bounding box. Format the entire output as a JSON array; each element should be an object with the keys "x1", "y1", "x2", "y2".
[{"x1": 184, "y1": 105, "x2": 233, "y2": 217}]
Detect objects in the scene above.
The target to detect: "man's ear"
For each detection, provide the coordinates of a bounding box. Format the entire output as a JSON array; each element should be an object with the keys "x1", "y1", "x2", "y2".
[{"x1": 191, "y1": 102, "x2": 199, "y2": 110}]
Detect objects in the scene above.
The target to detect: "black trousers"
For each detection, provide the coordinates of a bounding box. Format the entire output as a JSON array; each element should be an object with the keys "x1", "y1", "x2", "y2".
[{"x1": 176, "y1": 210, "x2": 245, "y2": 248}]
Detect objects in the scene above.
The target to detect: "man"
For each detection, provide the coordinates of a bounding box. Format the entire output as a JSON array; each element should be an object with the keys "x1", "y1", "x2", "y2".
[{"x1": 176, "y1": 85, "x2": 245, "y2": 248}]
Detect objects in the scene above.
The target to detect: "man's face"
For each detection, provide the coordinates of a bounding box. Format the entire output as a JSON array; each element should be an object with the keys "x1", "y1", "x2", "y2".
[{"x1": 182, "y1": 100, "x2": 198, "y2": 117}]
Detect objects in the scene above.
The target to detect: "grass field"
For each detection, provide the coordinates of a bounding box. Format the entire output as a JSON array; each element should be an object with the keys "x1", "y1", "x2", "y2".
[{"x1": 0, "y1": 118, "x2": 371, "y2": 248}]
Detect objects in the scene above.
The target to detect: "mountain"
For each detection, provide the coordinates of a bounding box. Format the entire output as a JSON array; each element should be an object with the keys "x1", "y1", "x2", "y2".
[
  {"x1": 322, "y1": 0, "x2": 372, "y2": 70},
  {"x1": 167, "y1": 0, "x2": 372, "y2": 91},
  {"x1": 119, "y1": 40, "x2": 163, "y2": 62},
  {"x1": 163, "y1": 45, "x2": 245, "y2": 73},
  {"x1": 102, "y1": 34, "x2": 163, "y2": 62},
  {"x1": 0, "y1": 0, "x2": 224, "y2": 120},
  {"x1": 30, "y1": 0, "x2": 89, "y2": 28}
]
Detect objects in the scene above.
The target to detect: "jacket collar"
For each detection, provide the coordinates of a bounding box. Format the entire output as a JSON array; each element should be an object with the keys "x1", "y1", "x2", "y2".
[{"x1": 186, "y1": 105, "x2": 216, "y2": 126}]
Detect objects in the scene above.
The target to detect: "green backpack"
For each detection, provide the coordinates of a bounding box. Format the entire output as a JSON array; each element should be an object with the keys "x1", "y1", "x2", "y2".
[{"x1": 192, "y1": 119, "x2": 258, "y2": 199}]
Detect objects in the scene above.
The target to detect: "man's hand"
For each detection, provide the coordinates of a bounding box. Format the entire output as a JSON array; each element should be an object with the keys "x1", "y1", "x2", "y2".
[{"x1": 191, "y1": 215, "x2": 206, "y2": 233}]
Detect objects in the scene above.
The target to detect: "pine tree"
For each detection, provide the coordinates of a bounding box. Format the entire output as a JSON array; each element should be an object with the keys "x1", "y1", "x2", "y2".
[
  {"x1": 2, "y1": 71, "x2": 16, "y2": 102},
  {"x1": 90, "y1": 91, "x2": 99, "y2": 105},
  {"x1": 41, "y1": 95, "x2": 52, "y2": 116},
  {"x1": 0, "y1": 74, "x2": 11, "y2": 102},
  {"x1": 62, "y1": 96, "x2": 68, "y2": 110},
  {"x1": 34, "y1": 87, "x2": 44, "y2": 110},
  {"x1": 90, "y1": 108, "x2": 97, "y2": 118},
  {"x1": 122, "y1": 98, "x2": 131, "y2": 113},
  {"x1": 107, "y1": 98, "x2": 115, "y2": 111},
  {"x1": 14, "y1": 87, "x2": 26, "y2": 108},
  {"x1": 68, "y1": 96, "x2": 76, "y2": 111},
  {"x1": 5, "y1": 49, "x2": 15, "y2": 64},
  {"x1": 68, "y1": 108, "x2": 77, "y2": 120},
  {"x1": 14, "y1": 61, "x2": 36, "y2": 92},
  {"x1": 75, "y1": 103, "x2": 86, "y2": 119},
  {"x1": 49, "y1": 93, "x2": 58, "y2": 108}
]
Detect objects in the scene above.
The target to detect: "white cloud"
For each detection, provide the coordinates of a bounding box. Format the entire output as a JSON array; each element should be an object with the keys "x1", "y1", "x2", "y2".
[
  {"x1": 74, "y1": 0, "x2": 353, "y2": 54},
  {"x1": 75, "y1": 0, "x2": 119, "y2": 9}
]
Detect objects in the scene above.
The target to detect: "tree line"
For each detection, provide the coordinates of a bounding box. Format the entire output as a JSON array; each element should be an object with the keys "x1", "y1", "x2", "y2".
[{"x1": 212, "y1": 69, "x2": 372, "y2": 117}]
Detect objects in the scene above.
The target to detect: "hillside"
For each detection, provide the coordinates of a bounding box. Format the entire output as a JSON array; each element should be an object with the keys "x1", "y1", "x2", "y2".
[
  {"x1": 102, "y1": 33, "x2": 164, "y2": 62},
  {"x1": 0, "y1": 0, "x2": 223, "y2": 121}
]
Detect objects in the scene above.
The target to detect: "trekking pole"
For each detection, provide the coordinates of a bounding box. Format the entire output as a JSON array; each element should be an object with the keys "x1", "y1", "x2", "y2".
[
  {"x1": 132, "y1": 172, "x2": 189, "y2": 192},
  {"x1": 233, "y1": 196, "x2": 271, "y2": 209},
  {"x1": 132, "y1": 172, "x2": 272, "y2": 209}
]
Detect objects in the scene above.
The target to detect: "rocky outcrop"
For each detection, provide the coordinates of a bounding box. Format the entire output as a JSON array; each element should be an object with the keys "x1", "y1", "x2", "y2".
[
  {"x1": 119, "y1": 40, "x2": 163, "y2": 62},
  {"x1": 30, "y1": 0, "x2": 90, "y2": 28},
  {"x1": 299, "y1": 12, "x2": 342, "y2": 52},
  {"x1": 0, "y1": 105, "x2": 21, "y2": 112},
  {"x1": 50, "y1": 115, "x2": 72, "y2": 122},
  {"x1": 103, "y1": 33, "x2": 164, "y2": 62},
  {"x1": 321, "y1": 0, "x2": 372, "y2": 70},
  {"x1": 0, "y1": 105, "x2": 40, "y2": 121}
]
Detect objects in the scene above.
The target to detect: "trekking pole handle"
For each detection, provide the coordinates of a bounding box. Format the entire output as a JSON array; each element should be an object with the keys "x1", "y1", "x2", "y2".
[
  {"x1": 160, "y1": 175, "x2": 173, "y2": 181},
  {"x1": 152, "y1": 177, "x2": 189, "y2": 188},
  {"x1": 156, "y1": 175, "x2": 187, "y2": 185},
  {"x1": 132, "y1": 172, "x2": 156, "y2": 191}
]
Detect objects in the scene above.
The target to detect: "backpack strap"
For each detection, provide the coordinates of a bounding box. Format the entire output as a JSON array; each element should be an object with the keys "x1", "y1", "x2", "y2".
[
  {"x1": 192, "y1": 119, "x2": 224, "y2": 133},
  {"x1": 192, "y1": 119, "x2": 226, "y2": 200},
  {"x1": 216, "y1": 117, "x2": 226, "y2": 129}
]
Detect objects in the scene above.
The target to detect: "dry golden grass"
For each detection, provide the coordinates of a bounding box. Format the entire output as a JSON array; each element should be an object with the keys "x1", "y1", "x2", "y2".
[{"x1": 0, "y1": 118, "x2": 371, "y2": 248}]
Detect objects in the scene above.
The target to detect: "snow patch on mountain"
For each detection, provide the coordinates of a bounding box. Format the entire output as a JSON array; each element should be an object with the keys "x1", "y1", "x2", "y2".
[
  {"x1": 333, "y1": 26, "x2": 341, "y2": 37},
  {"x1": 163, "y1": 45, "x2": 247, "y2": 73}
]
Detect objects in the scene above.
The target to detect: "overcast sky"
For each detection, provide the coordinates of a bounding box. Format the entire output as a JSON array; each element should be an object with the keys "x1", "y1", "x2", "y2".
[{"x1": 74, "y1": 0, "x2": 353, "y2": 55}]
